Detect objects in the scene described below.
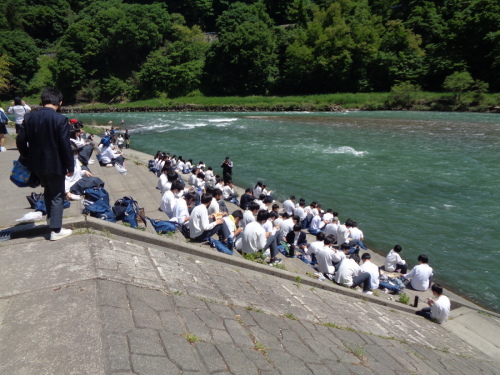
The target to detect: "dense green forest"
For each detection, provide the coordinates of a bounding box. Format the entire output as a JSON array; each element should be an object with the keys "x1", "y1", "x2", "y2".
[{"x1": 0, "y1": 0, "x2": 498, "y2": 105}]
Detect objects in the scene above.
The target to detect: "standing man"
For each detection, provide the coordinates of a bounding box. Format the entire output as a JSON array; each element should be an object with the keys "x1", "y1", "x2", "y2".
[
  {"x1": 124, "y1": 129, "x2": 130, "y2": 149},
  {"x1": 16, "y1": 88, "x2": 74, "y2": 240},
  {"x1": 221, "y1": 156, "x2": 233, "y2": 184}
]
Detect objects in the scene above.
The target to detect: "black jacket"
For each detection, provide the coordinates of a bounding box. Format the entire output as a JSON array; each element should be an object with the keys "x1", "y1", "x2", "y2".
[
  {"x1": 286, "y1": 231, "x2": 307, "y2": 246},
  {"x1": 17, "y1": 107, "x2": 73, "y2": 176}
]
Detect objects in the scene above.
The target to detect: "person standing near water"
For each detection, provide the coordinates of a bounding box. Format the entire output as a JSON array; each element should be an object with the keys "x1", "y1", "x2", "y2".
[
  {"x1": 124, "y1": 129, "x2": 130, "y2": 149},
  {"x1": 221, "y1": 156, "x2": 233, "y2": 184}
]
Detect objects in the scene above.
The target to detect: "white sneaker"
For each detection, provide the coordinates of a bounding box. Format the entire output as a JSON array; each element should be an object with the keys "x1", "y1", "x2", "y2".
[
  {"x1": 50, "y1": 228, "x2": 72, "y2": 241},
  {"x1": 363, "y1": 291, "x2": 374, "y2": 295},
  {"x1": 0, "y1": 147, "x2": 6, "y2": 152},
  {"x1": 106, "y1": 164, "x2": 113, "y2": 167},
  {"x1": 69, "y1": 194, "x2": 81, "y2": 200},
  {"x1": 88, "y1": 159, "x2": 95, "y2": 164}
]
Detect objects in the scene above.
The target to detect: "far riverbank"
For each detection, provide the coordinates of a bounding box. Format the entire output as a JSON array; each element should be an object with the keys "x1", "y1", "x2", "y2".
[{"x1": 14, "y1": 92, "x2": 500, "y2": 114}]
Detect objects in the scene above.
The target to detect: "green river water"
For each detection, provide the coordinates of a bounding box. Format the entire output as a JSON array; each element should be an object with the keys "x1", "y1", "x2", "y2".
[{"x1": 76, "y1": 111, "x2": 500, "y2": 312}]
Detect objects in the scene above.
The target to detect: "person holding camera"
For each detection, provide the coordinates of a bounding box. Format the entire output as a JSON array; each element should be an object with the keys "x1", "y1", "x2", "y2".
[
  {"x1": 221, "y1": 156, "x2": 233, "y2": 184},
  {"x1": 8, "y1": 97, "x2": 31, "y2": 134}
]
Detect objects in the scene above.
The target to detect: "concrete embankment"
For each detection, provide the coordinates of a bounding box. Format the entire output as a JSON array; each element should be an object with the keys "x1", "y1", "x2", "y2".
[{"x1": 1, "y1": 133, "x2": 499, "y2": 374}]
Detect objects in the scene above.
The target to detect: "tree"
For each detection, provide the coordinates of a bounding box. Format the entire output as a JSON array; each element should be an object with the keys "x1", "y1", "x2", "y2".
[
  {"x1": 0, "y1": 54, "x2": 12, "y2": 94},
  {"x1": 443, "y1": 71, "x2": 474, "y2": 103},
  {"x1": 202, "y1": 3, "x2": 278, "y2": 95},
  {"x1": 137, "y1": 25, "x2": 209, "y2": 98},
  {"x1": 53, "y1": 1, "x2": 172, "y2": 102},
  {"x1": 371, "y1": 20, "x2": 426, "y2": 90},
  {"x1": 0, "y1": 30, "x2": 40, "y2": 95}
]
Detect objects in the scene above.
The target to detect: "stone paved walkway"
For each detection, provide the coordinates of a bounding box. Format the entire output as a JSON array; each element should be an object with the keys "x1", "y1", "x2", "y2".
[{"x1": 3, "y1": 233, "x2": 497, "y2": 375}]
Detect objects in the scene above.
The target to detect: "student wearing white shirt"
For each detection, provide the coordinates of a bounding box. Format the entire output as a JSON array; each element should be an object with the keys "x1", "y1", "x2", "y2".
[
  {"x1": 261, "y1": 184, "x2": 272, "y2": 197},
  {"x1": 188, "y1": 168, "x2": 199, "y2": 186},
  {"x1": 8, "y1": 97, "x2": 31, "y2": 134},
  {"x1": 99, "y1": 140, "x2": 124, "y2": 167},
  {"x1": 189, "y1": 193, "x2": 225, "y2": 242},
  {"x1": 65, "y1": 144, "x2": 92, "y2": 200},
  {"x1": 305, "y1": 232, "x2": 325, "y2": 263},
  {"x1": 308, "y1": 211, "x2": 325, "y2": 235},
  {"x1": 241, "y1": 202, "x2": 260, "y2": 229},
  {"x1": 294, "y1": 200, "x2": 307, "y2": 228},
  {"x1": 349, "y1": 222, "x2": 367, "y2": 250},
  {"x1": 170, "y1": 192, "x2": 196, "y2": 225},
  {"x1": 157, "y1": 168, "x2": 175, "y2": 195},
  {"x1": 236, "y1": 210, "x2": 282, "y2": 265},
  {"x1": 221, "y1": 210, "x2": 243, "y2": 250},
  {"x1": 334, "y1": 254, "x2": 373, "y2": 294},
  {"x1": 183, "y1": 159, "x2": 193, "y2": 174},
  {"x1": 404, "y1": 254, "x2": 433, "y2": 291},
  {"x1": 416, "y1": 284, "x2": 451, "y2": 324},
  {"x1": 315, "y1": 235, "x2": 338, "y2": 276},
  {"x1": 176, "y1": 158, "x2": 186, "y2": 173},
  {"x1": 279, "y1": 213, "x2": 299, "y2": 240},
  {"x1": 282, "y1": 196, "x2": 295, "y2": 216},
  {"x1": 160, "y1": 180, "x2": 183, "y2": 218},
  {"x1": 323, "y1": 218, "x2": 339, "y2": 243},
  {"x1": 222, "y1": 180, "x2": 239, "y2": 204},
  {"x1": 360, "y1": 253, "x2": 380, "y2": 291},
  {"x1": 336, "y1": 218, "x2": 354, "y2": 246},
  {"x1": 384, "y1": 245, "x2": 408, "y2": 273},
  {"x1": 204, "y1": 167, "x2": 216, "y2": 187},
  {"x1": 253, "y1": 181, "x2": 263, "y2": 198}
]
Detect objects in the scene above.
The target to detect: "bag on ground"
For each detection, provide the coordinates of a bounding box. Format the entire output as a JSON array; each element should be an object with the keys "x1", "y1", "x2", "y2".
[
  {"x1": 148, "y1": 218, "x2": 176, "y2": 234},
  {"x1": 82, "y1": 186, "x2": 116, "y2": 222},
  {"x1": 84, "y1": 186, "x2": 110, "y2": 205},
  {"x1": 113, "y1": 196, "x2": 145, "y2": 228}
]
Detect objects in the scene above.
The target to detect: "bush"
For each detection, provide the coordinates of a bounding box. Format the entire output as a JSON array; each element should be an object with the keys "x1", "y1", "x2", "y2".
[{"x1": 386, "y1": 82, "x2": 421, "y2": 108}]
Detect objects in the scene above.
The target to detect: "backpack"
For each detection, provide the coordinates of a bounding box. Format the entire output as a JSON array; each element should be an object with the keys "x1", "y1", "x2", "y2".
[
  {"x1": 0, "y1": 110, "x2": 9, "y2": 125},
  {"x1": 83, "y1": 200, "x2": 116, "y2": 222},
  {"x1": 112, "y1": 196, "x2": 145, "y2": 229},
  {"x1": 82, "y1": 186, "x2": 116, "y2": 222},
  {"x1": 148, "y1": 218, "x2": 177, "y2": 234},
  {"x1": 84, "y1": 186, "x2": 110, "y2": 206}
]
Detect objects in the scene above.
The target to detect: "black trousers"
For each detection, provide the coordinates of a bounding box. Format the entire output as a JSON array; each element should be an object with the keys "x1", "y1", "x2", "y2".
[{"x1": 38, "y1": 173, "x2": 65, "y2": 230}]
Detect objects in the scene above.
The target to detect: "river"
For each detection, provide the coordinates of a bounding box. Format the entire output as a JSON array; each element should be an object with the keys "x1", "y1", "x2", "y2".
[{"x1": 74, "y1": 111, "x2": 500, "y2": 312}]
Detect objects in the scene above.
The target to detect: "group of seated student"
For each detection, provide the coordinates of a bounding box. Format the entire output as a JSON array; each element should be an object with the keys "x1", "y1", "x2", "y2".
[
  {"x1": 151, "y1": 154, "x2": 449, "y2": 322},
  {"x1": 64, "y1": 119, "x2": 105, "y2": 201}
]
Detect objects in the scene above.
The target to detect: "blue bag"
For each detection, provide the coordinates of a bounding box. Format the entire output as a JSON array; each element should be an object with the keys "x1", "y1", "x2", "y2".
[
  {"x1": 82, "y1": 200, "x2": 116, "y2": 222},
  {"x1": 113, "y1": 196, "x2": 145, "y2": 229},
  {"x1": 85, "y1": 186, "x2": 110, "y2": 206},
  {"x1": 10, "y1": 158, "x2": 31, "y2": 187},
  {"x1": 0, "y1": 110, "x2": 9, "y2": 125},
  {"x1": 34, "y1": 199, "x2": 70, "y2": 214},
  {"x1": 208, "y1": 238, "x2": 233, "y2": 255},
  {"x1": 148, "y1": 218, "x2": 177, "y2": 234}
]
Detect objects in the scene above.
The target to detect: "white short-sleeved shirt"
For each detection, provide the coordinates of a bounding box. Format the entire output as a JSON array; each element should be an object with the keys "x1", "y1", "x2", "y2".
[
  {"x1": 385, "y1": 249, "x2": 406, "y2": 272},
  {"x1": 430, "y1": 295, "x2": 451, "y2": 324},
  {"x1": 334, "y1": 258, "x2": 361, "y2": 287},
  {"x1": 407, "y1": 263, "x2": 433, "y2": 291},
  {"x1": 316, "y1": 246, "x2": 336, "y2": 275},
  {"x1": 349, "y1": 227, "x2": 364, "y2": 241},
  {"x1": 360, "y1": 261, "x2": 379, "y2": 290},
  {"x1": 241, "y1": 222, "x2": 266, "y2": 253},
  {"x1": 283, "y1": 200, "x2": 295, "y2": 215}
]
